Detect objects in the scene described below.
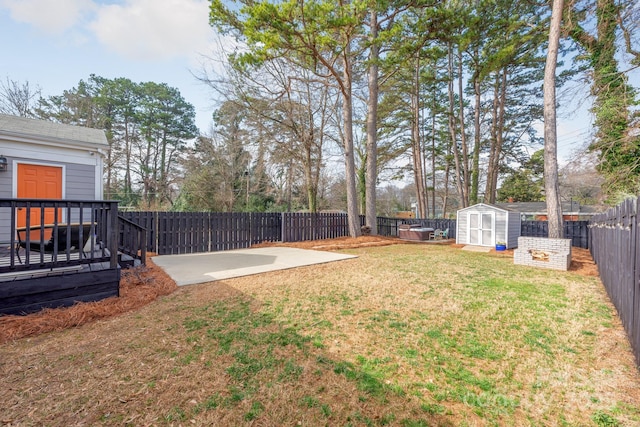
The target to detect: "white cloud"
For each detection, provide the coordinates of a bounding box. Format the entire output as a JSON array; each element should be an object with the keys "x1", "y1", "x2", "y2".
[
  {"x1": 88, "y1": 0, "x2": 212, "y2": 61},
  {"x1": 0, "y1": 0, "x2": 95, "y2": 34}
]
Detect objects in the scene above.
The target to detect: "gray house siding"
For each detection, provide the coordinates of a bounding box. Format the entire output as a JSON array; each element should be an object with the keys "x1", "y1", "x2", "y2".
[
  {"x1": 0, "y1": 154, "x2": 14, "y2": 244},
  {"x1": 457, "y1": 211, "x2": 468, "y2": 244},
  {"x1": 506, "y1": 216, "x2": 521, "y2": 248},
  {"x1": 494, "y1": 211, "x2": 507, "y2": 243},
  {"x1": 66, "y1": 164, "x2": 97, "y2": 199},
  {"x1": 66, "y1": 164, "x2": 98, "y2": 225},
  {"x1": 0, "y1": 162, "x2": 97, "y2": 244},
  {"x1": 0, "y1": 155, "x2": 12, "y2": 199}
]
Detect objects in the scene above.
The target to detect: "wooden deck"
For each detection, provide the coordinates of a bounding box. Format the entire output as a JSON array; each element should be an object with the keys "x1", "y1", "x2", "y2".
[
  {"x1": 0, "y1": 244, "x2": 111, "y2": 272},
  {"x1": 0, "y1": 264, "x2": 120, "y2": 315},
  {"x1": 0, "y1": 199, "x2": 130, "y2": 315}
]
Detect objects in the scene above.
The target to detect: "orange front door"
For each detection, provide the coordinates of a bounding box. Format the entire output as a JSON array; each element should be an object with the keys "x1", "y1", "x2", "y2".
[{"x1": 17, "y1": 164, "x2": 63, "y2": 233}]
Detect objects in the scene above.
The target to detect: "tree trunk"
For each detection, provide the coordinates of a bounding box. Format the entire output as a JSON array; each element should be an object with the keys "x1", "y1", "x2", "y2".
[
  {"x1": 484, "y1": 70, "x2": 507, "y2": 204},
  {"x1": 431, "y1": 109, "x2": 437, "y2": 216},
  {"x1": 470, "y1": 69, "x2": 482, "y2": 204},
  {"x1": 457, "y1": 48, "x2": 470, "y2": 207},
  {"x1": 342, "y1": 44, "x2": 361, "y2": 237},
  {"x1": 304, "y1": 136, "x2": 317, "y2": 213},
  {"x1": 365, "y1": 8, "x2": 379, "y2": 234},
  {"x1": 442, "y1": 160, "x2": 451, "y2": 218},
  {"x1": 544, "y1": 0, "x2": 564, "y2": 238},
  {"x1": 124, "y1": 121, "x2": 133, "y2": 199},
  {"x1": 447, "y1": 43, "x2": 466, "y2": 208},
  {"x1": 411, "y1": 54, "x2": 427, "y2": 218}
]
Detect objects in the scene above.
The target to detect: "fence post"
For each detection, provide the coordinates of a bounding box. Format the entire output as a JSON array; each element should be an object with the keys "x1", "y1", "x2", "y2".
[
  {"x1": 281, "y1": 212, "x2": 286, "y2": 243},
  {"x1": 108, "y1": 201, "x2": 119, "y2": 269},
  {"x1": 633, "y1": 197, "x2": 640, "y2": 367}
]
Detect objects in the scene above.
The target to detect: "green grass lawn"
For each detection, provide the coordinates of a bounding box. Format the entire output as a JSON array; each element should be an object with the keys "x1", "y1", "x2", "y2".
[{"x1": 1, "y1": 243, "x2": 638, "y2": 426}]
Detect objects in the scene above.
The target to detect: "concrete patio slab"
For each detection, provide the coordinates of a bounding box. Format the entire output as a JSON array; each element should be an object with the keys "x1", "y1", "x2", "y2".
[{"x1": 153, "y1": 247, "x2": 357, "y2": 286}]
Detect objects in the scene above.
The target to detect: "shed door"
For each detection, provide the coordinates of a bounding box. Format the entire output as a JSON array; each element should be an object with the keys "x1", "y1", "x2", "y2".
[
  {"x1": 468, "y1": 212, "x2": 493, "y2": 246},
  {"x1": 17, "y1": 163, "x2": 63, "y2": 232}
]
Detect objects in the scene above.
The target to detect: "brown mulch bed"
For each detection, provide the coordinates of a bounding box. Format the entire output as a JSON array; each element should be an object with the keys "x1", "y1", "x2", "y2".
[
  {"x1": 0, "y1": 237, "x2": 599, "y2": 344},
  {"x1": 0, "y1": 258, "x2": 177, "y2": 344},
  {"x1": 251, "y1": 234, "x2": 407, "y2": 251}
]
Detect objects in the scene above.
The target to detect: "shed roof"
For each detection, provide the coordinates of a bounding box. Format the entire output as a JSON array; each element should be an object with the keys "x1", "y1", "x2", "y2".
[
  {"x1": 457, "y1": 203, "x2": 514, "y2": 214},
  {"x1": 0, "y1": 114, "x2": 108, "y2": 149}
]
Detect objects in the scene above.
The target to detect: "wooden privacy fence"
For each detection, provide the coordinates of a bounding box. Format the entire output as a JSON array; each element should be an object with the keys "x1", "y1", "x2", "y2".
[
  {"x1": 589, "y1": 198, "x2": 640, "y2": 367},
  {"x1": 521, "y1": 220, "x2": 590, "y2": 249},
  {"x1": 282, "y1": 212, "x2": 349, "y2": 242},
  {"x1": 119, "y1": 211, "x2": 346, "y2": 255},
  {"x1": 120, "y1": 212, "x2": 590, "y2": 255}
]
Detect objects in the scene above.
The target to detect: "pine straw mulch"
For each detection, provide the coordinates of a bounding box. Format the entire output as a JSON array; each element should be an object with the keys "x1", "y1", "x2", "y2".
[
  {"x1": 0, "y1": 258, "x2": 177, "y2": 344},
  {"x1": 0, "y1": 237, "x2": 598, "y2": 344},
  {"x1": 470, "y1": 244, "x2": 600, "y2": 277}
]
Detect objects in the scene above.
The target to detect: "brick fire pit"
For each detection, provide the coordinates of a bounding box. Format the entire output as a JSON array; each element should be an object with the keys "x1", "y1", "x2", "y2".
[{"x1": 514, "y1": 236, "x2": 572, "y2": 271}]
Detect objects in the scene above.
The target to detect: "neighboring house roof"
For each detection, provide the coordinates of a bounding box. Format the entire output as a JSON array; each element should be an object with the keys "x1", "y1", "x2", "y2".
[
  {"x1": 495, "y1": 201, "x2": 600, "y2": 215},
  {"x1": 0, "y1": 114, "x2": 108, "y2": 149}
]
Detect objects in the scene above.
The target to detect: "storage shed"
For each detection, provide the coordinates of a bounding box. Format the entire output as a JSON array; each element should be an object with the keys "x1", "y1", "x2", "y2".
[{"x1": 456, "y1": 203, "x2": 520, "y2": 249}]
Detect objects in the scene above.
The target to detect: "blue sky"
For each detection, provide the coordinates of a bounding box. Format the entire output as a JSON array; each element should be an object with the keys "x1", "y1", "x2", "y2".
[
  {"x1": 1, "y1": 0, "x2": 220, "y2": 132},
  {"x1": 1, "y1": 0, "x2": 638, "y2": 163}
]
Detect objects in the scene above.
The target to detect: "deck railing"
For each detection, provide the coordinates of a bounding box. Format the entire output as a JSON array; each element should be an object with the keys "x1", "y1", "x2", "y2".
[
  {"x1": 0, "y1": 199, "x2": 120, "y2": 273},
  {"x1": 118, "y1": 214, "x2": 146, "y2": 265}
]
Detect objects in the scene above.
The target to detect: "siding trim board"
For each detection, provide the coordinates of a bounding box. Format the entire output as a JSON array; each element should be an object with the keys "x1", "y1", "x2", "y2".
[{"x1": 2, "y1": 139, "x2": 101, "y2": 167}]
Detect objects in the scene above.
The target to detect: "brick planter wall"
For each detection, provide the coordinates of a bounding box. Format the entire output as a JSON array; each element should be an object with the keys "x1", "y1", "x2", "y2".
[{"x1": 513, "y1": 236, "x2": 572, "y2": 271}]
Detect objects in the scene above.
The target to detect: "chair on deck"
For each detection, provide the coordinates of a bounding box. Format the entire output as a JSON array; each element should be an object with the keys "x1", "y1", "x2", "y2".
[{"x1": 16, "y1": 223, "x2": 96, "y2": 263}]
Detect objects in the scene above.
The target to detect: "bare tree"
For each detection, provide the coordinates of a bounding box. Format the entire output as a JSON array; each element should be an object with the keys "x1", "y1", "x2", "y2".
[
  {"x1": 0, "y1": 77, "x2": 41, "y2": 117},
  {"x1": 559, "y1": 150, "x2": 604, "y2": 205}
]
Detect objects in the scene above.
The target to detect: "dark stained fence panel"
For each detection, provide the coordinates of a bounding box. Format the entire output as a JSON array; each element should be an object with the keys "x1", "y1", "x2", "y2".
[
  {"x1": 193, "y1": 212, "x2": 209, "y2": 253},
  {"x1": 521, "y1": 220, "x2": 548, "y2": 238},
  {"x1": 590, "y1": 197, "x2": 639, "y2": 367},
  {"x1": 281, "y1": 213, "x2": 350, "y2": 242},
  {"x1": 120, "y1": 211, "x2": 591, "y2": 254},
  {"x1": 376, "y1": 216, "x2": 401, "y2": 237},
  {"x1": 251, "y1": 213, "x2": 281, "y2": 245},
  {"x1": 520, "y1": 221, "x2": 589, "y2": 249},
  {"x1": 208, "y1": 212, "x2": 252, "y2": 252}
]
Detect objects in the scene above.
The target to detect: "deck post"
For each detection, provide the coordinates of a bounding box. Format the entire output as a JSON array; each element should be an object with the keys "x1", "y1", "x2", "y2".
[{"x1": 108, "y1": 201, "x2": 119, "y2": 269}]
